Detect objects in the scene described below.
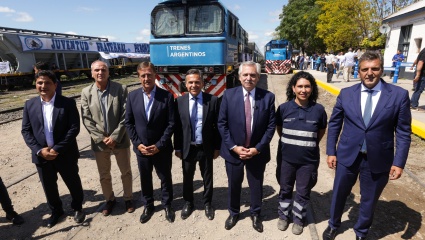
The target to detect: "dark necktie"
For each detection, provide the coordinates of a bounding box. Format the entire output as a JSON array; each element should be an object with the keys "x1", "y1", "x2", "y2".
[
  {"x1": 361, "y1": 89, "x2": 374, "y2": 152},
  {"x1": 244, "y1": 92, "x2": 252, "y2": 147},
  {"x1": 191, "y1": 97, "x2": 198, "y2": 142}
]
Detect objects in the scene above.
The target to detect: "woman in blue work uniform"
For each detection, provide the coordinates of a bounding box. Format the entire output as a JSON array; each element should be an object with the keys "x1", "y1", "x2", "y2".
[{"x1": 275, "y1": 71, "x2": 327, "y2": 235}]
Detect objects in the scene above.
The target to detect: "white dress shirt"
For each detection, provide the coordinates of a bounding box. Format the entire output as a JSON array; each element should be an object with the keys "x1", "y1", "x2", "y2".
[
  {"x1": 41, "y1": 94, "x2": 56, "y2": 148},
  {"x1": 361, "y1": 81, "x2": 382, "y2": 118}
]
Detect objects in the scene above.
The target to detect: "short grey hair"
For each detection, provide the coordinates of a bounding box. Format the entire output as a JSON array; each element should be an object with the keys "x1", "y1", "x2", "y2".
[{"x1": 238, "y1": 61, "x2": 261, "y2": 76}]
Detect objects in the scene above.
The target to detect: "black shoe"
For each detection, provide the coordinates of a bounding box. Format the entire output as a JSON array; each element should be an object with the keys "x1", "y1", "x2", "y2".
[
  {"x1": 6, "y1": 211, "x2": 24, "y2": 225},
  {"x1": 323, "y1": 226, "x2": 338, "y2": 240},
  {"x1": 140, "y1": 205, "x2": 155, "y2": 223},
  {"x1": 251, "y1": 215, "x2": 263, "y2": 233},
  {"x1": 181, "y1": 202, "x2": 194, "y2": 220},
  {"x1": 74, "y1": 210, "x2": 86, "y2": 223},
  {"x1": 102, "y1": 199, "x2": 116, "y2": 216},
  {"x1": 224, "y1": 214, "x2": 239, "y2": 230},
  {"x1": 164, "y1": 205, "x2": 175, "y2": 223},
  {"x1": 47, "y1": 211, "x2": 64, "y2": 228},
  {"x1": 356, "y1": 236, "x2": 367, "y2": 240},
  {"x1": 204, "y1": 203, "x2": 214, "y2": 220}
]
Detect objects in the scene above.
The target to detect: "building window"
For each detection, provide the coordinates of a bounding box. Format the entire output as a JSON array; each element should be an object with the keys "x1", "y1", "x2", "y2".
[{"x1": 398, "y1": 24, "x2": 412, "y2": 60}]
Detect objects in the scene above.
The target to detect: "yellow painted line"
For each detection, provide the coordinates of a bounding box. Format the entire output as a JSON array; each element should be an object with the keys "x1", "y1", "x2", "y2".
[{"x1": 293, "y1": 70, "x2": 425, "y2": 139}]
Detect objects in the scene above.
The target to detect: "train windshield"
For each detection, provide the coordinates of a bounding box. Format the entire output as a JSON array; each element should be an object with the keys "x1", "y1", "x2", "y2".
[
  {"x1": 188, "y1": 5, "x2": 223, "y2": 34},
  {"x1": 271, "y1": 44, "x2": 288, "y2": 48},
  {"x1": 152, "y1": 7, "x2": 185, "y2": 36}
]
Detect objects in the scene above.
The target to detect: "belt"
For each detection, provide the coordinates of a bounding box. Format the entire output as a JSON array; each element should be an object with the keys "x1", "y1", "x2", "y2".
[{"x1": 190, "y1": 144, "x2": 203, "y2": 148}]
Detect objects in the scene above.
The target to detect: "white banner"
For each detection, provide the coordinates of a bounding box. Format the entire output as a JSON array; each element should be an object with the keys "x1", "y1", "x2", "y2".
[
  {"x1": 0, "y1": 62, "x2": 11, "y2": 74},
  {"x1": 99, "y1": 52, "x2": 150, "y2": 59},
  {"x1": 18, "y1": 35, "x2": 149, "y2": 54}
]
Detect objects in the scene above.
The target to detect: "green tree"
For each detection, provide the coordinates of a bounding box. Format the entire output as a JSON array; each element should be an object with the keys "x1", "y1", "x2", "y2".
[
  {"x1": 316, "y1": 0, "x2": 380, "y2": 50},
  {"x1": 275, "y1": 0, "x2": 325, "y2": 53}
]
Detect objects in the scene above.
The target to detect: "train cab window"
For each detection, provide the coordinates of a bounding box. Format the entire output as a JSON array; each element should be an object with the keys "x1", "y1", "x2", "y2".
[
  {"x1": 188, "y1": 5, "x2": 223, "y2": 34},
  {"x1": 152, "y1": 6, "x2": 185, "y2": 36}
]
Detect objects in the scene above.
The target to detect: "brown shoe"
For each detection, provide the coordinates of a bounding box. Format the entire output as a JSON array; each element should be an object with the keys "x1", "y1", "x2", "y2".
[
  {"x1": 125, "y1": 200, "x2": 135, "y2": 213},
  {"x1": 102, "y1": 199, "x2": 116, "y2": 216}
]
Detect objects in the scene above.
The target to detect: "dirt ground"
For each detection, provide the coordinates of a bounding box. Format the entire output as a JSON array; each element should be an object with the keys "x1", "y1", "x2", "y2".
[{"x1": 0, "y1": 74, "x2": 424, "y2": 240}]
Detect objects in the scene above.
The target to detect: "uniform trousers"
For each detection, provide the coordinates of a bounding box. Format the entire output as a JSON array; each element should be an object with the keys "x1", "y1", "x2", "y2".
[
  {"x1": 326, "y1": 64, "x2": 334, "y2": 82},
  {"x1": 94, "y1": 147, "x2": 133, "y2": 201},
  {"x1": 225, "y1": 158, "x2": 266, "y2": 216},
  {"x1": 182, "y1": 145, "x2": 213, "y2": 205},
  {"x1": 36, "y1": 159, "x2": 84, "y2": 214},
  {"x1": 411, "y1": 76, "x2": 425, "y2": 108},
  {"x1": 136, "y1": 149, "x2": 173, "y2": 207},
  {"x1": 343, "y1": 66, "x2": 353, "y2": 81},
  {"x1": 278, "y1": 160, "x2": 317, "y2": 225},
  {"x1": 329, "y1": 153, "x2": 389, "y2": 237}
]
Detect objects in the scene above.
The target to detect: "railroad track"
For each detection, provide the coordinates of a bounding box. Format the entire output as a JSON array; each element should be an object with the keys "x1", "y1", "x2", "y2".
[{"x1": 0, "y1": 83, "x2": 141, "y2": 125}]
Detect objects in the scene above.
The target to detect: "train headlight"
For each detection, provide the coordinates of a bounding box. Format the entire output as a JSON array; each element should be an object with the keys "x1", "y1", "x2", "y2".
[
  {"x1": 163, "y1": 67, "x2": 168, "y2": 72},
  {"x1": 204, "y1": 67, "x2": 209, "y2": 73},
  {"x1": 211, "y1": 79, "x2": 217, "y2": 85},
  {"x1": 226, "y1": 65, "x2": 233, "y2": 73},
  {"x1": 160, "y1": 78, "x2": 166, "y2": 84}
]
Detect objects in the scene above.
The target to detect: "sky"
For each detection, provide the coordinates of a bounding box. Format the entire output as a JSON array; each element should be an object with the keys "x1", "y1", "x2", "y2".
[{"x1": 0, "y1": 0, "x2": 287, "y2": 53}]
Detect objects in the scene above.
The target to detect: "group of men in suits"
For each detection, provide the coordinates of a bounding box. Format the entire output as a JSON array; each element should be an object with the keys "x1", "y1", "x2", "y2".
[{"x1": 20, "y1": 53, "x2": 411, "y2": 238}]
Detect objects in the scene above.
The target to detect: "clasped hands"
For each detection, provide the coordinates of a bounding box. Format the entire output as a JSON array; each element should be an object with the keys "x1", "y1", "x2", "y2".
[
  {"x1": 233, "y1": 146, "x2": 259, "y2": 160},
  {"x1": 103, "y1": 136, "x2": 116, "y2": 149},
  {"x1": 138, "y1": 144, "x2": 159, "y2": 156},
  {"x1": 39, "y1": 147, "x2": 58, "y2": 160}
]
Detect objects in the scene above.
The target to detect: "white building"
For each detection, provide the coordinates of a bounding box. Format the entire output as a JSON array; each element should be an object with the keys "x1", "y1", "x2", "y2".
[{"x1": 382, "y1": 0, "x2": 425, "y2": 79}]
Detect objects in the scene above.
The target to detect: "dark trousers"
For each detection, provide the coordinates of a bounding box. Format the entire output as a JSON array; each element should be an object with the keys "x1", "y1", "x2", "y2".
[
  {"x1": 326, "y1": 64, "x2": 334, "y2": 82},
  {"x1": 182, "y1": 146, "x2": 213, "y2": 205},
  {"x1": 36, "y1": 159, "x2": 84, "y2": 213},
  {"x1": 137, "y1": 150, "x2": 173, "y2": 207},
  {"x1": 225, "y1": 159, "x2": 266, "y2": 216},
  {"x1": 411, "y1": 77, "x2": 425, "y2": 108},
  {"x1": 0, "y1": 177, "x2": 14, "y2": 214},
  {"x1": 278, "y1": 161, "x2": 317, "y2": 225},
  {"x1": 329, "y1": 153, "x2": 389, "y2": 238}
]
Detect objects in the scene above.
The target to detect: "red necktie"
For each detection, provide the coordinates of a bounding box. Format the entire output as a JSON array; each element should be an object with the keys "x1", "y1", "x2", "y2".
[{"x1": 245, "y1": 92, "x2": 251, "y2": 147}]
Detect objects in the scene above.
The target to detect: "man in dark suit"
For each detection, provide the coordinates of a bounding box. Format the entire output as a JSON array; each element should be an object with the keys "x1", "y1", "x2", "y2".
[
  {"x1": 218, "y1": 61, "x2": 276, "y2": 232},
  {"x1": 323, "y1": 51, "x2": 412, "y2": 240},
  {"x1": 81, "y1": 60, "x2": 134, "y2": 216},
  {"x1": 21, "y1": 70, "x2": 85, "y2": 228},
  {"x1": 125, "y1": 62, "x2": 175, "y2": 223},
  {"x1": 174, "y1": 69, "x2": 221, "y2": 220}
]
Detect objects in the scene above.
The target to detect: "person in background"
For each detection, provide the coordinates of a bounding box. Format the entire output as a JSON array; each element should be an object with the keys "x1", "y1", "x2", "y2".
[
  {"x1": 174, "y1": 69, "x2": 221, "y2": 220},
  {"x1": 325, "y1": 52, "x2": 336, "y2": 83},
  {"x1": 275, "y1": 71, "x2": 327, "y2": 235},
  {"x1": 342, "y1": 48, "x2": 356, "y2": 82},
  {"x1": 390, "y1": 49, "x2": 405, "y2": 78},
  {"x1": 323, "y1": 51, "x2": 411, "y2": 240},
  {"x1": 410, "y1": 48, "x2": 425, "y2": 112},
  {"x1": 81, "y1": 60, "x2": 134, "y2": 216},
  {"x1": 21, "y1": 70, "x2": 85, "y2": 228},
  {"x1": 410, "y1": 48, "x2": 425, "y2": 91},
  {"x1": 0, "y1": 176, "x2": 24, "y2": 225}
]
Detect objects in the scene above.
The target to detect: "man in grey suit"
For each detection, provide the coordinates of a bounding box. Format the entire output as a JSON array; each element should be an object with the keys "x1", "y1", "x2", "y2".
[
  {"x1": 174, "y1": 69, "x2": 221, "y2": 220},
  {"x1": 81, "y1": 60, "x2": 133, "y2": 216}
]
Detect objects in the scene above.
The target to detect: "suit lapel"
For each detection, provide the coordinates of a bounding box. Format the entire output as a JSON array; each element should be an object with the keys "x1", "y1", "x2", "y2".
[
  {"x1": 252, "y1": 88, "x2": 261, "y2": 130},
  {"x1": 149, "y1": 88, "x2": 160, "y2": 123},
  {"x1": 90, "y1": 83, "x2": 101, "y2": 113},
  {"x1": 36, "y1": 98, "x2": 44, "y2": 128},
  {"x1": 52, "y1": 95, "x2": 61, "y2": 132},
  {"x1": 107, "y1": 82, "x2": 116, "y2": 112},
  {"x1": 182, "y1": 94, "x2": 190, "y2": 124},
  {"x1": 368, "y1": 80, "x2": 391, "y2": 128},
  {"x1": 351, "y1": 85, "x2": 364, "y2": 127},
  {"x1": 202, "y1": 92, "x2": 209, "y2": 123}
]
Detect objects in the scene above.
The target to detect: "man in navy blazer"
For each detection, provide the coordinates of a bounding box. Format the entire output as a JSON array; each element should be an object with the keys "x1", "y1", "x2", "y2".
[
  {"x1": 218, "y1": 61, "x2": 276, "y2": 232},
  {"x1": 125, "y1": 62, "x2": 175, "y2": 223},
  {"x1": 174, "y1": 69, "x2": 221, "y2": 220},
  {"x1": 323, "y1": 51, "x2": 412, "y2": 240},
  {"x1": 21, "y1": 70, "x2": 85, "y2": 228}
]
